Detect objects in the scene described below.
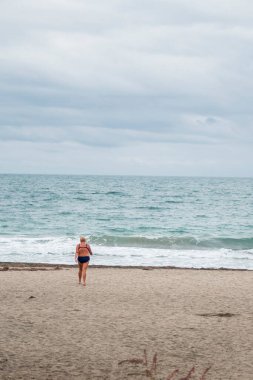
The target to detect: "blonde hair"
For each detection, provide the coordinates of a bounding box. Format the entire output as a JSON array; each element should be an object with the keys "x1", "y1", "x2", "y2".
[{"x1": 80, "y1": 236, "x2": 86, "y2": 242}]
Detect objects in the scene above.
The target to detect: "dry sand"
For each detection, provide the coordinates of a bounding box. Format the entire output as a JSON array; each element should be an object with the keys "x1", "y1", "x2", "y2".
[{"x1": 0, "y1": 264, "x2": 252, "y2": 380}]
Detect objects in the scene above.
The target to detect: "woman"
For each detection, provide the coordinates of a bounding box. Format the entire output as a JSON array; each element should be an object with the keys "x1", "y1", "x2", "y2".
[{"x1": 75, "y1": 236, "x2": 93, "y2": 286}]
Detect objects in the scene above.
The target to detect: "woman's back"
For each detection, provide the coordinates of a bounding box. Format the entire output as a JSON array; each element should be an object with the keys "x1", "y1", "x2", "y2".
[{"x1": 77, "y1": 243, "x2": 91, "y2": 257}]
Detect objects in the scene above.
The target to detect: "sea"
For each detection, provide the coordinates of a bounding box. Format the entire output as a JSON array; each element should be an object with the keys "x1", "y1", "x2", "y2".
[{"x1": 0, "y1": 174, "x2": 252, "y2": 269}]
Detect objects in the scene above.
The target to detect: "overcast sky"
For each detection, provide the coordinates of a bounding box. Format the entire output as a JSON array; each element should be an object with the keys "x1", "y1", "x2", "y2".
[{"x1": 0, "y1": 0, "x2": 253, "y2": 176}]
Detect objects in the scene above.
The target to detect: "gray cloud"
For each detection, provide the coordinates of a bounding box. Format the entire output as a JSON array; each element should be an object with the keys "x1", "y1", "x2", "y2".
[{"x1": 0, "y1": 0, "x2": 253, "y2": 175}]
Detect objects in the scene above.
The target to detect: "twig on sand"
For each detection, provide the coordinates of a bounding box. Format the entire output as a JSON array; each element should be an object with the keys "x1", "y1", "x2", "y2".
[
  {"x1": 144, "y1": 349, "x2": 148, "y2": 366},
  {"x1": 179, "y1": 366, "x2": 195, "y2": 380},
  {"x1": 199, "y1": 366, "x2": 211, "y2": 380},
  {"x1": 118, "y1": 350, "x2": 210, "y2": 380},
  {"x1": 118, "y1": 358, "x2": 144, "y2": 365},
  {"x1": 145, "y1": 352, "x2": 158, "y2": 378},
  {"x1": 166, "y1": 369, "x2": 179, "y2": 380},
  {"x1": 150, "y1": 352, "x2": 157, "y2": 374}
]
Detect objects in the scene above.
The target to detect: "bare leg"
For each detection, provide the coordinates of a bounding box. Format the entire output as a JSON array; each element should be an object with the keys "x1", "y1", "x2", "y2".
[
  {"x1": 78, "y1": 262, "x2": 83, "y2": 284},
  {"x1": 82, "y1": 262, "x2": 89, "y2": 286}
]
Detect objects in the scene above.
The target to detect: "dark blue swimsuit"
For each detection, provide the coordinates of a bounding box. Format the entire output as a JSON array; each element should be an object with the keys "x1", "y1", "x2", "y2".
[{"x1": 78, "y1": 256, "x2": 90, "y2": 264}]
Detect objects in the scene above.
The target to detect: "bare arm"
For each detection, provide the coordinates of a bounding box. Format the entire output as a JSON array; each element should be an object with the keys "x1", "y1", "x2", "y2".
[
  {"x1": 87, "y1": 243, "x2": 93, "y2": 255},
  {"x1": 75, "y1": 244, "x2": 79, "y2": 262}
]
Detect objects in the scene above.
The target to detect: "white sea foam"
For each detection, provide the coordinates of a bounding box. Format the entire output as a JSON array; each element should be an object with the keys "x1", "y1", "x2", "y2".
[{"x1": 0, "y1": 236, "x2": 252, "y2": 269}]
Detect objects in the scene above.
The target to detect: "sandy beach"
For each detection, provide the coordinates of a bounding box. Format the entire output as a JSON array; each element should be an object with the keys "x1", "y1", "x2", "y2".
[{"x1": 0, "y1": 264, "x2": 252, "y2": 380}]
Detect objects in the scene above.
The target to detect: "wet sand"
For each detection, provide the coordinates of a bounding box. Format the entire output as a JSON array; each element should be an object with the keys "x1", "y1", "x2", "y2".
[{"x1": 0, "y1": 264, "x2": 252, "y2": 379}]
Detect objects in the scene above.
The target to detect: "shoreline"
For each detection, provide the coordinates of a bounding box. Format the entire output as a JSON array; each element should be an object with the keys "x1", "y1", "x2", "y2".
[{"x1": 0, "y1": 261, "x2": 251, "y2": 271}]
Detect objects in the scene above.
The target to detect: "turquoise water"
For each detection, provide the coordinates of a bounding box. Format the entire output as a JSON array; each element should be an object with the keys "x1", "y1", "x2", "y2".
[{"x1": 0, "y1": 174, "x2": 252, "y2": 269}]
